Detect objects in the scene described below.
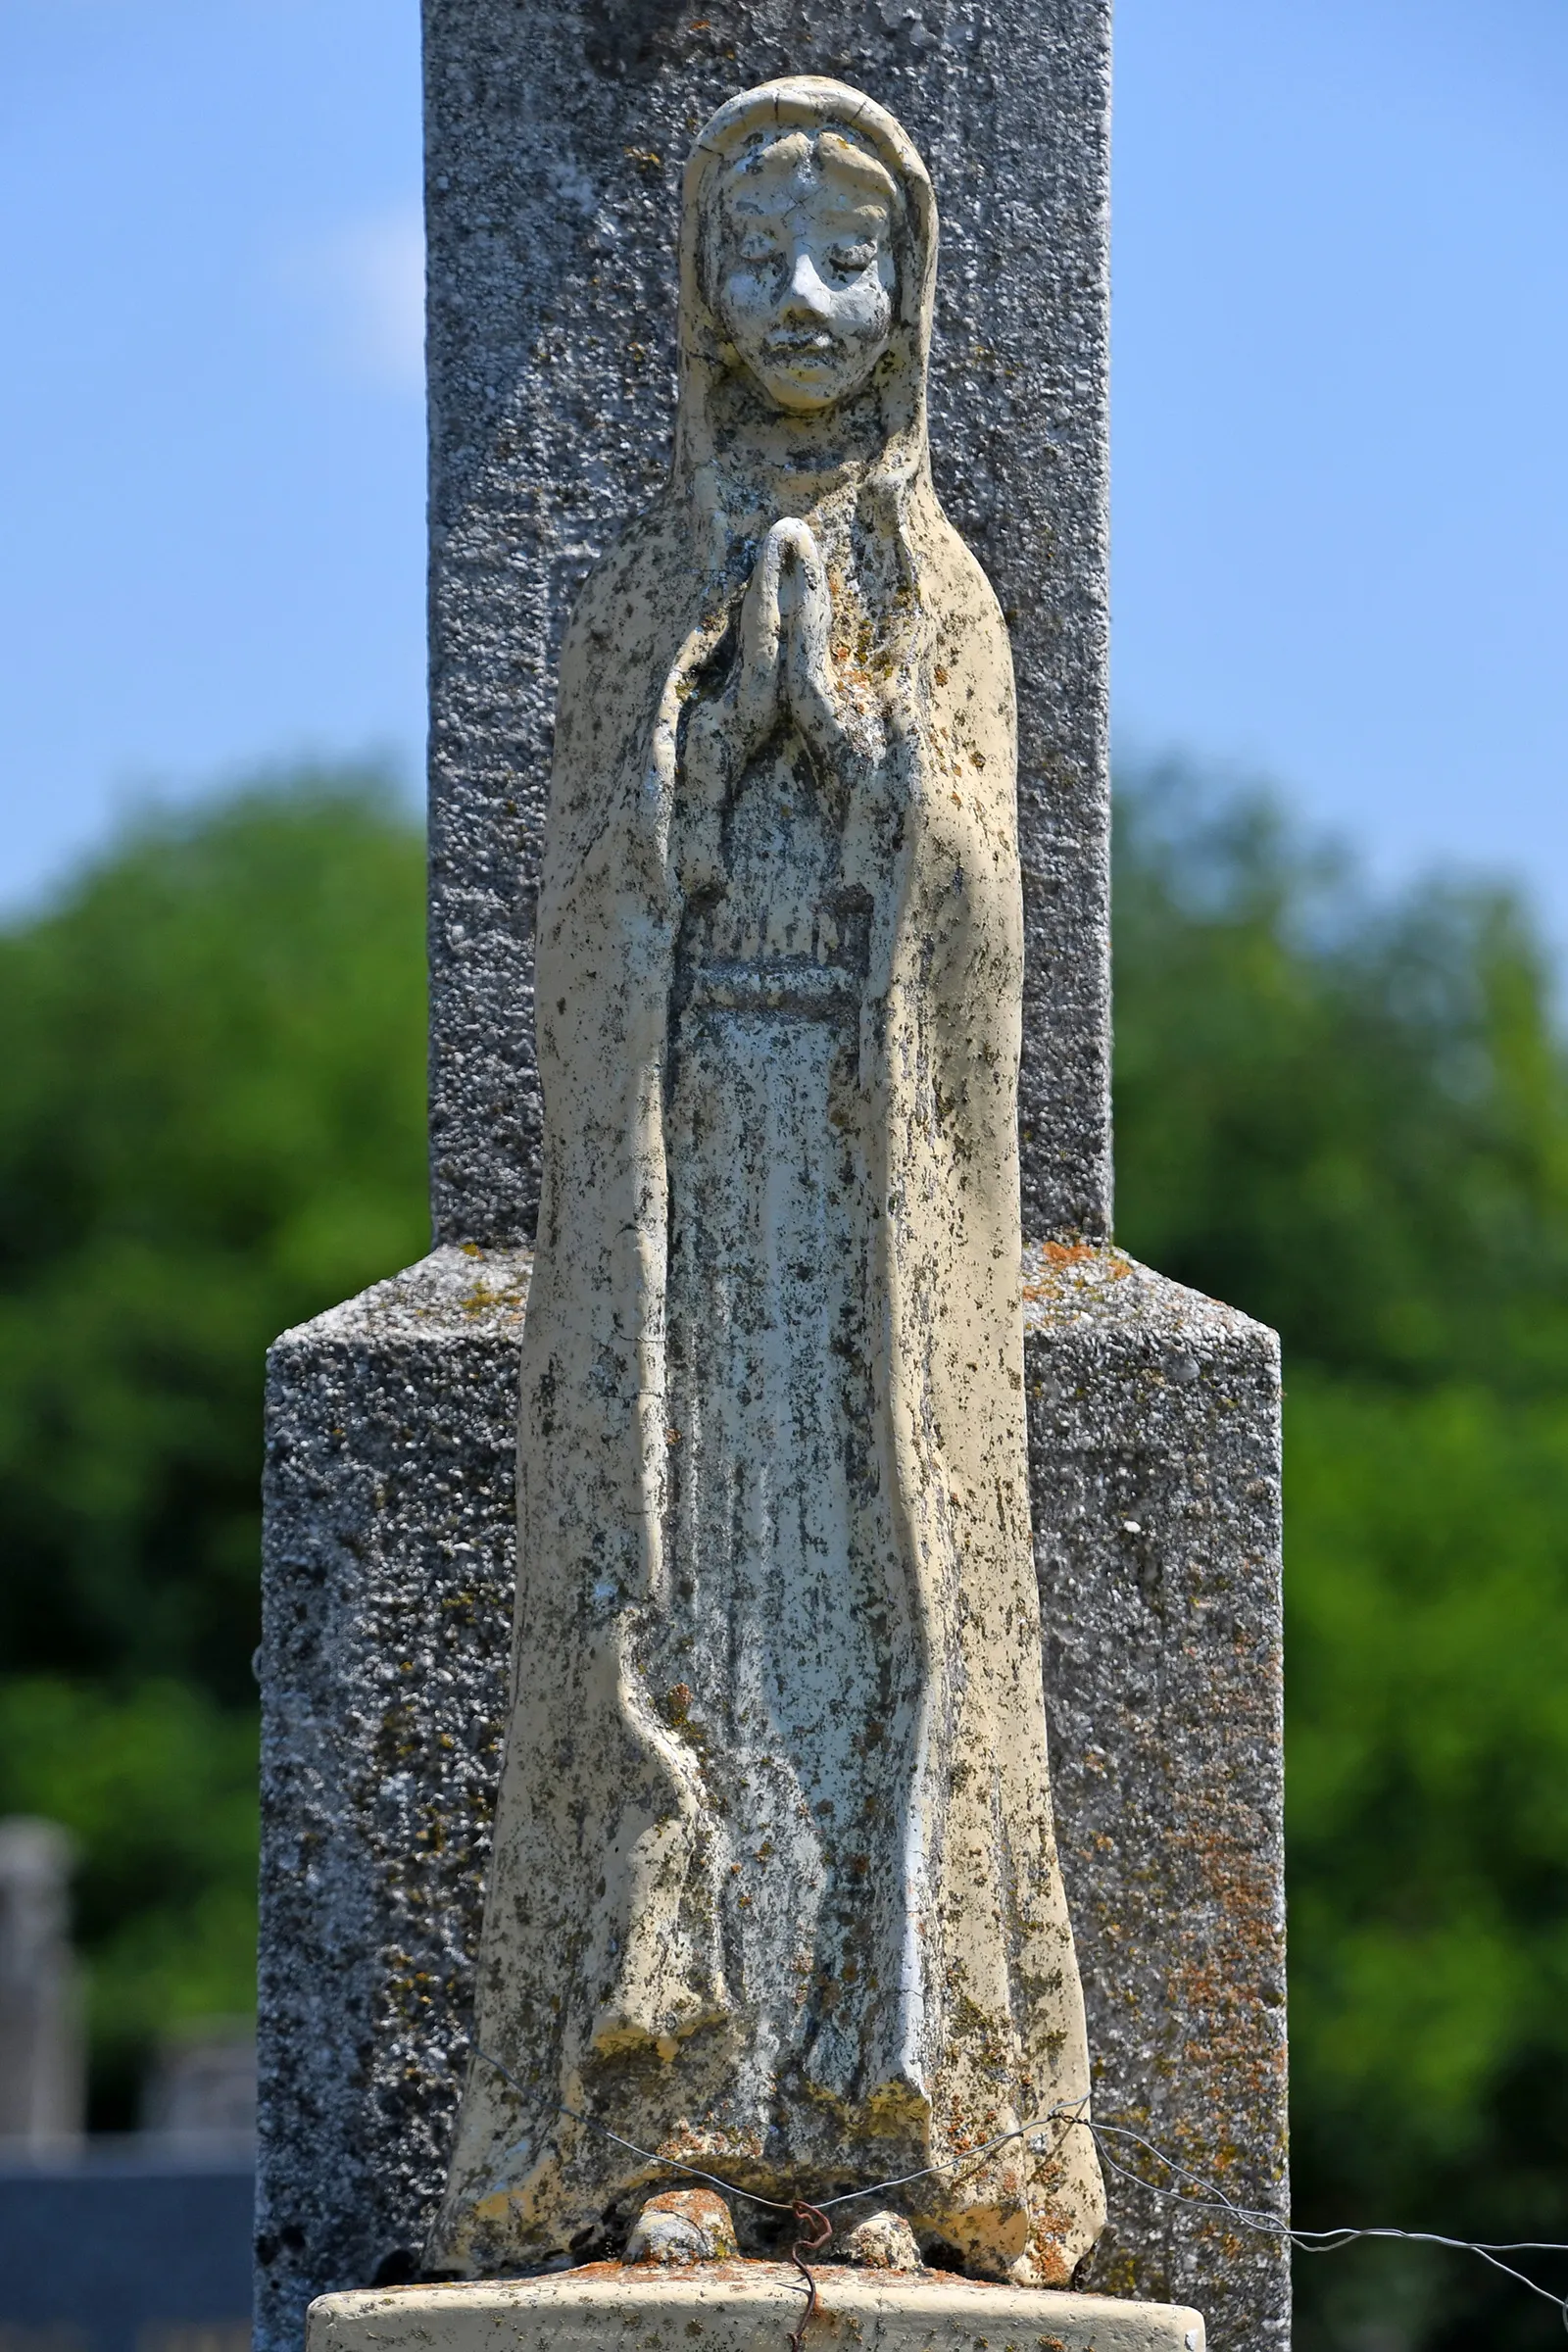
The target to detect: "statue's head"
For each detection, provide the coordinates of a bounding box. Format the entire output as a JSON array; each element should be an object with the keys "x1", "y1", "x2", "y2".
[
  {"x1": 708, "y1": 126, "x2": 900, "y2": 414},
  {"x1": 680, "y1": 79, "x2": 937, "y2": 459}
]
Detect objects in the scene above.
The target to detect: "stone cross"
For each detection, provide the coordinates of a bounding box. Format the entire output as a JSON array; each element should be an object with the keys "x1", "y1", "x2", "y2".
[{"x1": 258, "y1": 11, "x2": 1287, "y2": 2352}]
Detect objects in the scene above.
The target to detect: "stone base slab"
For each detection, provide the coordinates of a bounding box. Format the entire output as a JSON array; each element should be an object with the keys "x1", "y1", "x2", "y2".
[{"x1": 306, "y1": 2268, "x2": 1204, "y2": 2352}]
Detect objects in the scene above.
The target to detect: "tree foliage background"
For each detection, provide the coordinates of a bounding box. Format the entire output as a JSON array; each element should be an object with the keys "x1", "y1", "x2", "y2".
[
  {"x1": 3, "y1": 760, "x2": 1567, "y2": 2347},
  {"x1": 1115, "y1": 766, "x2": 1568, "y2": 2349},
  {"x1": 0, "y1": 772, "x2": 428, "y2": 2112}
]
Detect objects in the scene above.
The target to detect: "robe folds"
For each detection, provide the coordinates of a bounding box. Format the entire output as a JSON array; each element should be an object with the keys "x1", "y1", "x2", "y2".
[{"x1": 429, "y1": 76, "x2": 1104, "y2": 2288}]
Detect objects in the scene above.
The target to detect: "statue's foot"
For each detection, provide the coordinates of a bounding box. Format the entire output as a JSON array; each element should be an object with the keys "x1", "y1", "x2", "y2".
[
  {"x1": 843, "y1": 2210, "x2": 922, "y2": 2271},
  {"x1": 623, "y1": 2189, "x2": 739, "y2": 2266}
]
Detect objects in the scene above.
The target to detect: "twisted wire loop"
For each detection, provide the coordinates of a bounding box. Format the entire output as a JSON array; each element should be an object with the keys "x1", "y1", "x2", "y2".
[
  {"x1": 466, "y1": 2042, "x2": 1568, "y2": 2336},
  {"x1": 785, "y1": 2203, "x2": 833, "y2": 2352}
]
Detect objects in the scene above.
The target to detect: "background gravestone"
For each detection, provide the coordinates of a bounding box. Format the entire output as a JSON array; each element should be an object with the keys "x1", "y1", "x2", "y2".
[
  {"x1": 258, "y1": 9, "x2": 1287, "y2": 2351},
  {"x1": 0, "y1": 1817, "x2": 82, "y2": 2153}
]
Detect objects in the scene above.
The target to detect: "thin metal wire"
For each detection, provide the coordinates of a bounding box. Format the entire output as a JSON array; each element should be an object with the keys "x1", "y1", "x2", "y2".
[
  {"x1": 813, "y1": 2103, "x2": 1089, "y2": 2211},
  {"x1": 1298, "y1": 2229, "x2": 1568, "y2": 2326},
  {"x1": 466, "y1": 2041, "x2": 1568, "y2": 2333},
  {"x1": 469, "y1": 2041, "x2": 1086, "y2": 2218},
  {"x1": 1072, "y1": 2112, "x2": 1568, "y2": 2335},
  {"x1": 466, "y1": 2043, "x2": 1086, "y2": 2352}
]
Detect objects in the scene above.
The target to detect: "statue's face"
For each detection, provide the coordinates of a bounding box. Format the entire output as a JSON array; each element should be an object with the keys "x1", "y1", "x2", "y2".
[{"x1": 713, "y1": 132, "x2": 899, "y2": 414}]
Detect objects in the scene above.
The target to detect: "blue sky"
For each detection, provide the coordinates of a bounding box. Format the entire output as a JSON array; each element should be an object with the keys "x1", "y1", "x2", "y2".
[{"x1": 2, "y1": 0, "x2": 1566, "y2": 943}]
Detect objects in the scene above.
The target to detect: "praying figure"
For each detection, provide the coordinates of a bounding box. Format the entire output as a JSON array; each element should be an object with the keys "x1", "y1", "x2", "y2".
[{"x1": 428, "y1": 76, "x2": 1106, "y2": 2288}]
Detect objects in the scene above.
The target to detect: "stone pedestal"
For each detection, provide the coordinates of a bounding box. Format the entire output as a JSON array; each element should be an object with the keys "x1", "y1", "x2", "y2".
[
  {"x1": 306, "y1": 2267, "x2": 1206, "y2": 2352},
  {"x1": 259, "y1": 1250, "x2": 1282, "y2": 2352}
]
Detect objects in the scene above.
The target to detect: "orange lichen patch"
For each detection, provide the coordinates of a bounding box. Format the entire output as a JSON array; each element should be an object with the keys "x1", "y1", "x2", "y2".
[
  {"x1": 564, "y1": 2256, "x2": 1085, "y2": 2293},
  {"x1": 1021, "y1": 1243, "x2": 1133, "y2": 1305},
  {"x1": 656, "y1": 2118, "x2": 768, "y2": 2165}
]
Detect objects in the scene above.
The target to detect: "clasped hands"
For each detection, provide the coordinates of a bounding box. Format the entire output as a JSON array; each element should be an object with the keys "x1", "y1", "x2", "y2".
[{"x1": 686, "y1": 518, "x2": 852, "y2": 798}]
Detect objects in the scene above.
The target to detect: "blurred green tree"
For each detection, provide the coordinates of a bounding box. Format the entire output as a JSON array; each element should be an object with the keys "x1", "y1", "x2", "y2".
[
  {"x1": 0, "y1": 770, "x2": 427, "y2": 1699},
  {"x1": 0, "y1": 768, "x2": 427, "y2": 2119},
  {"x1": 1115, "y1": 761, "x2": 1568, "y2": 2350},
  {"x1": 1114, "y1": 762, "x2": 1568, "y2": 1391},
  {"x1": 0, "y1": 1677, "x2": 262, "y2": 2120}
]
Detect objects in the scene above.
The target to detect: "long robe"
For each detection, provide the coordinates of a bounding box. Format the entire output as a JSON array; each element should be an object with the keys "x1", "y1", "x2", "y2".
[{"x1": 428, "y1": 74, "x2": 1104, "y2": 2287}]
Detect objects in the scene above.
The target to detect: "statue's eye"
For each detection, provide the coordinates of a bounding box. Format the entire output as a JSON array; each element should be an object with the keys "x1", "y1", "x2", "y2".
[
  {"x1": 829, "y1": 241, "x2": 878, "y2": 274},
  {"x1": 738, "y1": 234, "x2": 779, "y2": 264}
]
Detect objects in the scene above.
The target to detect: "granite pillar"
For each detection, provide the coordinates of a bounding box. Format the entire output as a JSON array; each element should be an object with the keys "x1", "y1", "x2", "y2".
[{"x1": 424, "y1": 0, "x2": 1112, "y2": 1245}]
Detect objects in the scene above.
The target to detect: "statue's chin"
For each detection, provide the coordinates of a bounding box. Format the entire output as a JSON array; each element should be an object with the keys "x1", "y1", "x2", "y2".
[{"x1": 747, "y1": 357, "x2": 882, "y2": 416}]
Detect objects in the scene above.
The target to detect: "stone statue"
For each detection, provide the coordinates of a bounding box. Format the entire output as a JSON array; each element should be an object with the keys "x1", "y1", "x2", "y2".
[{"x1": 429, "y1": 76, "x2": 1106, "y2": 2289}]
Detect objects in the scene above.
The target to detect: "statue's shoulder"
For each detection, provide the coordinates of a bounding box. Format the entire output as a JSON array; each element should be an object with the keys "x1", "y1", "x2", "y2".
[{"x1": 550, "y1": 494, "x2": 689, "y2": 820}]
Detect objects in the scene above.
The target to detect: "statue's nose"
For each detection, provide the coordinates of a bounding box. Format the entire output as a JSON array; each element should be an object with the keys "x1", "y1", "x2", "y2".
[{"x1": 780, "y1": 246, "x2": 833, "y2": 319}]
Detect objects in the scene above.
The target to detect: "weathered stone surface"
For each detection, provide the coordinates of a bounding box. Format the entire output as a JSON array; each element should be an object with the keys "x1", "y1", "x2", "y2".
[
  {"x1": 623, "y1": 2189, "x2": 739, "y2": 2267},
  {"x1": 257, "y1": 1249, "x2": 1284, "y2": 2352},
  {"x1": 843, "y1": 2209, "x2": 924, "y2": 2272},
  {"x1": 424, "y1": 0, "x2": 1112, "y2": 1246},
  {"x1": 257, "y1": 1251, "x2": 526, "y2": 2346},
  {"x1": 1023, "y1": 1246, "x2": 1287, "y2": 2351},
  {"x1": 306, "y1": 2267, "x2": 1206, "y2": 2352}
]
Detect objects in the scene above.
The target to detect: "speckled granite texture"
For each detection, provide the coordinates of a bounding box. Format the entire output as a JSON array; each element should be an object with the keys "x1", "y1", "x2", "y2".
[
  {"x1": 258, "y1": 1250, "x2": 527, "y2": 2348},
  {"x1": 1023, "y1": 1246, "x2": 1287, "y2": 2349},
  {"x1": 257, "y1": 1250, "x2": 1285, "y2": 2352},
  {"x1": 424, "y1": 0, "x2": 1113, "y2": 1246}
]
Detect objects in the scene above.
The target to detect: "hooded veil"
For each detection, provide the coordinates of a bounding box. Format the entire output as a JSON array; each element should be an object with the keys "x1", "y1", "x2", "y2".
[{"x1": 428, "y1": 77, "x2": 1105, "y2": 2287}]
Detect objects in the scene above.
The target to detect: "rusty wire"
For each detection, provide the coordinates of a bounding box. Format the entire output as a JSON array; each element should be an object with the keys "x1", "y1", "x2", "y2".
[
  {"x1": 467, "y1": 2041, "x2": 1568, "y2": 2336},
  {"x1": 469, "y1": 2039, "x2": 1084, "y2": 2348},
  {"x1": 784, "y1": 2202, "x2": 833, "y2": 2352}
]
